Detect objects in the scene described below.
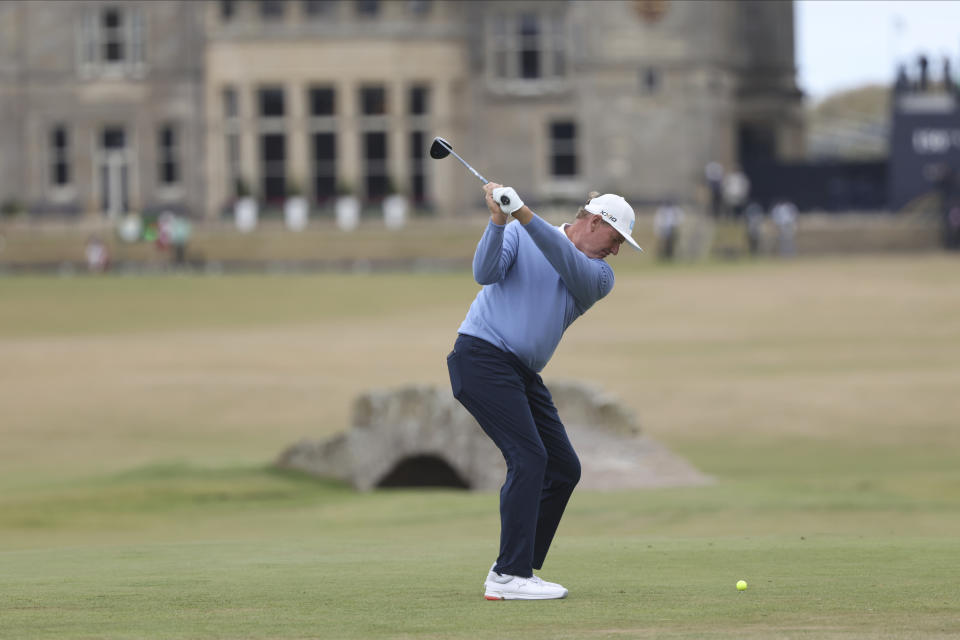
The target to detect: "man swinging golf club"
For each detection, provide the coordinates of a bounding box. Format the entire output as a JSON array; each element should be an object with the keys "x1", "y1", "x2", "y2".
[{"x1": 446, "y1": 181, "x2": 642, "y2": 600}]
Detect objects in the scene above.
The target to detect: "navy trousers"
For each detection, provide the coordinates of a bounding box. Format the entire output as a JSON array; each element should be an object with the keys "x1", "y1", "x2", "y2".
[{"x1": 447, "y1": 334, "x2": 581, "y2": 578}]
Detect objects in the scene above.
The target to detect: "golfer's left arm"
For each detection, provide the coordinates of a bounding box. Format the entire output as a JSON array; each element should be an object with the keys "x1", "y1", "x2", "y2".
[
  {"x1": 521, "y1": 210, "x2": 613, "y2": 309},
  {"x1": 484, "y1": 184, "x2": 612, "y2": 308}
]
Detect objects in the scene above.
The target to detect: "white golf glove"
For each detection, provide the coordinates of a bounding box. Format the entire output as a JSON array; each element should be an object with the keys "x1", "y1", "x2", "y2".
[{"x1": 492, "y1": 186, "x2": 524, "y2": 215}]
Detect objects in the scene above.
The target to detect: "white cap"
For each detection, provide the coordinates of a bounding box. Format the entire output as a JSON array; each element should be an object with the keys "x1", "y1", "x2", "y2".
[{"x1": 584, "y1": 194, "x2": 643, "y2": 252}]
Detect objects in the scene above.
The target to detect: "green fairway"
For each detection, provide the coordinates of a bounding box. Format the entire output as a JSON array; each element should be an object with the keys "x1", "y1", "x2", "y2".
[{"x1": 2, "y1": 255, "x2": 959, "y2": 638}]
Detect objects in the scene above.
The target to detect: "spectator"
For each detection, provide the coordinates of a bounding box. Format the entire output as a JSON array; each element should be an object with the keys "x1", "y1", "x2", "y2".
[
  {"x1": 654, "y1": 200, "x2": 684, "y2": 261},
  {"x1": 722, "y1": 167, "x2": 750, "y2": 218},
  {"x1": 170, "y1": 215, "x2": 192, "y2": 266},
  {"x1": 744, "y1": 202, "x2": 765, "y2": 256},
  {"x1": 155, "y1": 211, "x2": 173, "y2": 252},
  {"x1": 705, "y1": 161, "x2": 724, "y2": 217},
  {"x1": 771, "y1": 200, "x2": 798, "y2": 257},
  {"x1": 919, "y1": 54, "x2": 929, "y2": 91},
  {"x1": 84, "y1": 235, "x2": 110, "y2": 273}
]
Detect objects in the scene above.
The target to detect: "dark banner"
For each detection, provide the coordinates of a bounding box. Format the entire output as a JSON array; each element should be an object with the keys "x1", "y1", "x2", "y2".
[
  {"x1": 744, "y1": 160, "x2": 887, "y2": 212},
  {"x1": 888, "y1": 97, "x2": 960, "y2": 210}
]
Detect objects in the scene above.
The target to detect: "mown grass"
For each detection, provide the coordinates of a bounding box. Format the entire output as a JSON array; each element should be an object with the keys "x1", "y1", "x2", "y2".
[
  {"x1": 1, "y1": 254, "x2": 959, "y2": 638},
  {"x1": 1, "y1": 463, "x2": 958, "y2": 639}
]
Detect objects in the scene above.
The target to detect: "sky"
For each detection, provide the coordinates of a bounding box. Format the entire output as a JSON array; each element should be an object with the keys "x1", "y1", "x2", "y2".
[{"x1": 795, "y1": 0, "x2": 960, "y2": 101}]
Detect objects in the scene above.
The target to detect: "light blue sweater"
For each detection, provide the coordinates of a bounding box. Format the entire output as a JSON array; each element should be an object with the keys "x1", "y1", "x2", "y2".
[{"x1": 457, "y1": 213, "x2": 615, "y2": 372}]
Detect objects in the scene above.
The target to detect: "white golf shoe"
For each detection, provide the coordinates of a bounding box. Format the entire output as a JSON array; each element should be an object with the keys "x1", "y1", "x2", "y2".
[{"x1": 483, "y1": 563, "x2": 568, "y2": 600}]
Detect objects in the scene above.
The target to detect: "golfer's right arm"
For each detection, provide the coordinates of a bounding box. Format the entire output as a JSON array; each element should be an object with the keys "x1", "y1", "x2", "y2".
[
  {"x1": 472, "y1": 183, "x2": 520, "y2": 284},
  {"x1": 472, "y1": 223, "x2": 519, "y2": 285}
]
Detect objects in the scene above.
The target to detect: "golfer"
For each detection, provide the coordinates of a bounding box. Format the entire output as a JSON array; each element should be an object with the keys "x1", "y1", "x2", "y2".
[{"x1": 446, "y1": 182, "x2": 642, "y2": 600}]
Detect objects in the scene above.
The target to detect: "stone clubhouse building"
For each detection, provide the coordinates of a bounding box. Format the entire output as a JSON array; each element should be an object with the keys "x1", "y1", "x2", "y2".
[{"x1": 0, "y1": 0, "x2": 802, "y2": 220}]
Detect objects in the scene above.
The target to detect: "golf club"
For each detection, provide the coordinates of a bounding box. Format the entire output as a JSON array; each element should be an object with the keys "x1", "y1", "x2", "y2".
[{"x1": 430, "y1": 136, "x2": 512, "y2": 207}]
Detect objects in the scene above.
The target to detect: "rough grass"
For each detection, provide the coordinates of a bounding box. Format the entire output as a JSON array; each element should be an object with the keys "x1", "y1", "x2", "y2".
[{"x1": 1, "y1": 254, "x2": 959, "y2": 638}]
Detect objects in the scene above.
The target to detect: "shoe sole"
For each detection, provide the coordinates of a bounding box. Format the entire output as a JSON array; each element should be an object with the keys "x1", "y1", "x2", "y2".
[{"x1": 483, "y1": 590, "x2": 568, "y2": 601}]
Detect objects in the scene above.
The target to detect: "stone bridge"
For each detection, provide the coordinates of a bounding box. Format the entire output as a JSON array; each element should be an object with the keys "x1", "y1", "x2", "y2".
[{"x1": 275, "y1": 381, "x2": 711, "y2": 491}]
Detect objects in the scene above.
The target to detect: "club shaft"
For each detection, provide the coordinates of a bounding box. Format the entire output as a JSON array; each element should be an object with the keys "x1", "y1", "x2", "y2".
[{"x1": 448, "y1": 149, "x2": 488, "y2": 185}]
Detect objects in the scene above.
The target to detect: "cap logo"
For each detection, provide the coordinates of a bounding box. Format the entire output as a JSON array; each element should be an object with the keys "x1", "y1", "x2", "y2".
[{"x1": 599, "y1": 210, "x2": 618, "y2": 223}]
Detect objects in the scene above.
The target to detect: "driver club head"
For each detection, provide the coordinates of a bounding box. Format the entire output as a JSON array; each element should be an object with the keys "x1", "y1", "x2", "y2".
[
  {"x1": 429, "y1": 136, "x2": 452, "y2": 160},
  {"x1": 429, "y1": 136, "x2": 492, "y2": 186}
]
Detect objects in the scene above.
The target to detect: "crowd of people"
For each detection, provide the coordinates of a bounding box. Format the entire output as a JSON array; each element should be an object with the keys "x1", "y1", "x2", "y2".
[
  {"x1": 894, "y1": 53, "x2": 959, "y2": 95},
  {"x1": 650, "y1": 162, "x2": 799, "y2": 262},
  {"x1": 83, "y1": 211, "x2": 193, "y2": 274}
]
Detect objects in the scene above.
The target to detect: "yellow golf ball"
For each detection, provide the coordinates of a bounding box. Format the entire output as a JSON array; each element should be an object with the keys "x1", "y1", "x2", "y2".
[{"x1": 736, "y1": 580, "x2": 748, "y2": 591}]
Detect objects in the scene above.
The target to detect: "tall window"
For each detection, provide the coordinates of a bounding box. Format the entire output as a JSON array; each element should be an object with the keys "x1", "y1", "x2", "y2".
[
  {"x1": 488, "y1": 12, "x2": 566, "y2": 87},
  {"x1": 261, "y1": 134, "x2": 286, "y2": 202},
  {"x1": 360, "y1": 85, "x2": 388, "y2": 199},
  {"x1": 103, "y1": 8, "x2": 125, "y2": 62},
  {"x1": 260, "y1": 0, "x2": 285, "y2": 19},
  {"x1": 49, "y1": 125, "x2": 71, "y2": 187},
  {"x1": 309, "y1": 85, "x2": 337, "y2": 203},
  {"x1": 98, "y1": 126, "x2": 130, "y2": 215},
  {"x1": 313, "y1": 133, "x2": 337, "y2": 203},
  {"x1": 223, "y1": 86, "x2": 238, "y2": 119},
  {"x1": 356, "y1": 0, "x2": 380, "y2": 17},
  {"x1": 304, "y1": 0, "x2": 337, "y2": 16},
  {"x1": 223, "y1": 86, "x2": 241, "y2": 197},
  {"x1": 158, "y1": 124, "x2": 179, "y2": 186},
  {"x1": 259, "y1": 87, "x2": 286, "y2": 201},
  {"x1": 518, "y1": 14, "x2": 540, "y2": 79},
  {"x1": 80, "y1": 6, "x2": 145, "y2": 76},
  {"x1": 103, "y1": 128, "x2": 126, "y2": 150},
  {"x1": 640, "y1": 68, "x2": 660, "y2": 95},
  {"x1": 408, "y1": 84, "x2": 430, "y2": 203},
  {"x1": 549, "y1": 121, "x2": 578, "y2": 178},
  {"x1": 259, "y1": 87, "x2": 285, "y2": 118},
  {"x1": 309, "y1": 87, "x2": 335, "y2": 116},
  {"x1": 360, "y1": 86, "x2": 386, "y2": 115},
  {"x1": 408, "y1": 0, "x2": 432, "y2": 15},
  {"x1": 409, "y1": 85, "x2": 428, "y2": 116},
  {"x1": 226, "y1": 134, "x2": 242, "y2": 197},
  {"x1": 220, "y1": 1, "x2": 237, "y2": 20},
  {"x1": 363, "y1": 132, "x2": 388, "y2": 199},
  {"x1": 409, "y1": 132, "x2": 426, "y2": 204}
]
